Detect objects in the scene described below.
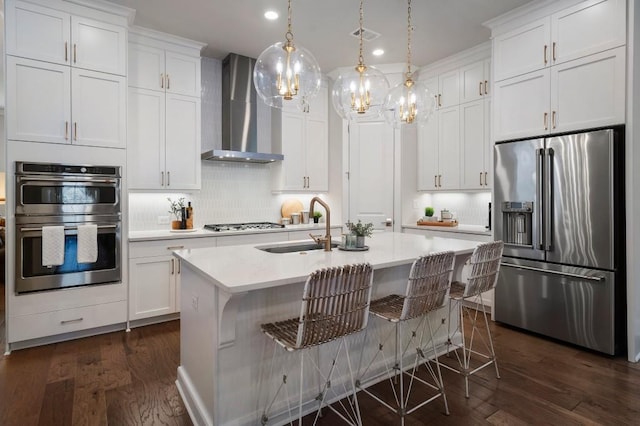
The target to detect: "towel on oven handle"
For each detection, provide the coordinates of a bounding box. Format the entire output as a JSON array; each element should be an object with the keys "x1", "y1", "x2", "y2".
[
  {"x1": 77, "y1": 224, "x2": 98, "y2": 264},
  {"x1": 42, "y1": 226, "x2": 65, "y2": 266}
]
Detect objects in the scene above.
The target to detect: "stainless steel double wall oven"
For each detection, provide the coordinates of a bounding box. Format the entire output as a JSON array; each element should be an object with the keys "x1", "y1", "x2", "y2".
[{"x1": 15, "y1": 162, "x2": 122, "y2": 293}]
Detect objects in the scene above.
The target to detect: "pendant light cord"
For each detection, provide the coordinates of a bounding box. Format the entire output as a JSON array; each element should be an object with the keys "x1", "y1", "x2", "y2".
[
  {"x1": 406, "y1": 0, "x2": 412, "y2": 77},
  {"x1": 358, "y1": 0, "x2": 364, "y2": 66},
  {"x1": 286, "y1": 0, "x2": 293, "y2": 42}
]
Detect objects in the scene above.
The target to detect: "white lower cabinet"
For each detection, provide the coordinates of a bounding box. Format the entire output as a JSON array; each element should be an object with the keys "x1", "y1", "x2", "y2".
[
  {"x1": 129, "y1": 256, "x2": 178, "y2": 320},
  {"x1": 129, "y1": 237, "x2": 216, "y2": 323}
]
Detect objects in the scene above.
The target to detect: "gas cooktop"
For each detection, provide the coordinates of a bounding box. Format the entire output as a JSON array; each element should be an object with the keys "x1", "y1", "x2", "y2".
[{"x1": 204, "y1": 222, "x2": 285, "y2": 232}]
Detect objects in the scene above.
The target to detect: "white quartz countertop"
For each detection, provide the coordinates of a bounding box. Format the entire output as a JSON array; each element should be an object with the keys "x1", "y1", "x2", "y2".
[
  {"x1": 129, "y1": 223, "x2": 342, "y2": 242},
  {"x1": 174, "y1": 232, "x2": 480, "y2": 294},
  {"x1": 402, "y1": 223, "x2": 492, "y2": 236}
]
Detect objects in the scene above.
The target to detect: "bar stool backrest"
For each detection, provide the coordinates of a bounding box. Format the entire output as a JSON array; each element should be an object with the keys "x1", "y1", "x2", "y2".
[
  {"x1": 401, "y1": 251, "x2": 455, "y2": 321},
  {"x1": 463, "y1": 241, "x2": 504, "y2": 298},
  {"x1": 296, "y1": 263, "x2": 374, "y2": 349}
]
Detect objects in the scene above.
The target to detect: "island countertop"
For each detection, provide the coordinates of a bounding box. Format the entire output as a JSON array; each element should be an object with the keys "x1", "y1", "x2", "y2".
[{"x1": 173, "y1": 231, "x2": 480, "y2": 294}]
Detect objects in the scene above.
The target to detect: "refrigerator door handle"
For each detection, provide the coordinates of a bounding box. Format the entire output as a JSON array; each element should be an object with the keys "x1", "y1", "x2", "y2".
[
  {"x1": 545, "y1": 148, "x2": 554, "y2": 251},
  {"x1": 500, "y1": 262, "x2": 605, "y2": 282},
  {"x1": 537, "y1": 148, "x2": 545, "y2": 250}
]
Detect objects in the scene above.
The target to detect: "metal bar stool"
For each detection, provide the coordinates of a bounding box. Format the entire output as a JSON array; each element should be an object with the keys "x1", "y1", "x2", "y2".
[
  {"x1": 444, "y1": 240, "x2": 504, "y2": 398},
  {"x1": 259, "y1": 263, "x2": 374, "y2": 425},
  {"x1": 356, "y1": 251, "x2": 455, "y2": 424}
]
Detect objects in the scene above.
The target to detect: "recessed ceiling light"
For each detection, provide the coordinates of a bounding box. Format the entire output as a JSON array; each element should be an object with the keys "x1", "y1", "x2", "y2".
[
  {"x1": 372, "y1": 49, "x2": 384, "y2": 56},
  {"x1": 264, "y1": 10, "x2": 279, "y2": 20}
]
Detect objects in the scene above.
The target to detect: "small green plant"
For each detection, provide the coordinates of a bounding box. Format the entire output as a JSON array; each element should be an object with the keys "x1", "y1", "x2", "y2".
[
  {"x1": 424, "y1": 206, "x2": 435, "y2": 217},
  {"x1": 168, "y1": 197, "x2": 185, "y2": 220},
  {"x1": 348, "y1": 220, "x2": 374, "y2": 237},
  {"x1": 313, "y1": 211, "x2": 323, "y2": 218}
]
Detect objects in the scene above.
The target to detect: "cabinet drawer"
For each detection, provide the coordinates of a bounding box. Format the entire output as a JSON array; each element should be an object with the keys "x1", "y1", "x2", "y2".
[
  {"x1": 129, "y1": 236, "x2": 216, "y2": 258},
  {"x1": 9, "y1": 300, "x2": 127, "y2": 343}
]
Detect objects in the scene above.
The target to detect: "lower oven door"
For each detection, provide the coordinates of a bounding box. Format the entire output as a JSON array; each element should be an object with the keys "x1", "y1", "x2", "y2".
[{"x1": 15, "y1": 215, "x2": 121, "y2": 293}]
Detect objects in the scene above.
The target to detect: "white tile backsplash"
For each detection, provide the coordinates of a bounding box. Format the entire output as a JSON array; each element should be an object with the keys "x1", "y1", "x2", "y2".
[
  {"x1": 408, "y1": 192, "x2": 491, "y2": 227},
  {"x1": 128, "y1": 162, "x2": 332, "y2": 231}
]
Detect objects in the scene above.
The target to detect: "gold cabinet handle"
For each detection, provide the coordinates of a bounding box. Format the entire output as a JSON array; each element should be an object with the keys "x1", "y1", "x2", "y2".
[
  {"x1": 74, "y1": 122, "x2": 78, "y2": 141},
  {"x1": 171, "y1": 258, "x2": 175, "y2": 275},
  {"x1": 167, "y1": 171, "x2": 171, "y2": 186},
  {"x1": 438, "y1": 94, "x2": 442, "y2": 107},
  {"x1": 434, "y1": 175, "x2": 437, "y2": 188},
  {"x1": 177, "y1": 259, "x2": 181, "y2": 274},
  {"x1": 167, "y1": 74, "x2": 170, "y2": 90},
  {"x1": 552, "y1": 110, "x2": 556, "y2": 129},
  {"x1": 161, "y1": 73, "x2": 164, "y2": 89},
  {"x1": 166, "y1": 245, "x2": 185, "y2": 250},
  {"x1": 64, "y1": 42, "x2": 68, "y2": 62},
  {"x1": 480, "y1": 172, "x2": 483, "y2": 186},
  {"x1": 161, "y1": 171, "x2": 164, "y2": 186},
  {"x1": 65, "y1": 121, "x2": 69, "y2": 140},
  {"x1": 552, "y1": 42, "x2": 556, "y2": 62},
  {"x1": 544, "y1": 44, "x2": 548, "y2": 65},
  {"x1": 543, "y1": 112, "x2": 548, "y2": 130},
  {"x1": 438, "y1": 174, "x2": 442, "y2": 187},
  {"x1": 61, "y1": 317, "x2": 83, "y2": 325},
  {"x1": 479, "y1": 82, "x2": 483, "y2": 96},
  {"x1": 484, "y1": 171, "x2": 488, "y2": 186},
  {"x1": 73, "y1": 43, "x2": 77, "y2": 63},
  {"x1": 484, "y1": 80, "x2": 488, "y2": 95}
]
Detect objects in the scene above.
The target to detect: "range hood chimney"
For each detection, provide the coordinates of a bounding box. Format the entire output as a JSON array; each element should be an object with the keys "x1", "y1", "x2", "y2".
[{"x1": 201, "y1": 53, "x2": 284, "y2": 163}]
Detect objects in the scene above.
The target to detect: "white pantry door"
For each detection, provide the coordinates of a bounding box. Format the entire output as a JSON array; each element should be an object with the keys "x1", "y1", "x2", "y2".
[{"x1": 348, "y1": 121, "x2": 394, "y2": 231}]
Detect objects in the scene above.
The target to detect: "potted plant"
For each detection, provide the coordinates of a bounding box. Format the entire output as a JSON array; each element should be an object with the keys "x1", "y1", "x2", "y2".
[
  {"x1": 424, "y1": 206, "x2": 435, "y2": 222},
  {"x1": 168, "y1": 197, "x2": 185, "y2": 229},
  {"x1": 348, "y1": 220, "x2": 374, "y2": 248},
  {"x1": 313, "y1": 211, "x2": 323, "y2": 224}
]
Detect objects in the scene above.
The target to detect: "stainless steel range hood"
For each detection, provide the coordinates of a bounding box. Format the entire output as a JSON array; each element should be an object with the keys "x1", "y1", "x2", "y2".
[{"x1": 201, "y1": 53, "x2": 284, "y2": 164}]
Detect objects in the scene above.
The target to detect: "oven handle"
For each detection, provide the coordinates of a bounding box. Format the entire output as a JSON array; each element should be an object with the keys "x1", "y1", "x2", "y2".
[
  {"x1": 20, "y1": 224, "x2": 118, "y2": 232},
  {"x1": 17, "y1": 176, "x2": 118, "y2": 184}
]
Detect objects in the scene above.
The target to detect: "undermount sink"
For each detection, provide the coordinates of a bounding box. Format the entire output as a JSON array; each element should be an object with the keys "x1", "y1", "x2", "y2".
[{"x1": 257, "y1": 241, "x2": 339, "y2": 254}]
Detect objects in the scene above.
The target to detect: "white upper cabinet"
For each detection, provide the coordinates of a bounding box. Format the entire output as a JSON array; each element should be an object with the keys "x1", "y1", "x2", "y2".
[
  {"x1": 6, "y1": 0, "x2": 126, "y2": 76},
  {"x1": 461, "y1": 100, "x2": 488, "y2": 189},
  {"x1": 493, "y1": 0, "x2": 625, "y2": 82},
  {"x1": 71, "y1": 68, "x2": 126, "y2": 148},
  {"x1": 127, "y1": 28, "x2": 204, "y2": 190},
  {"x1": 7, "y1": 56, "x2": 126, "y2": 148},
  {"x1": 460, "y1": 59, "x2": 491, "y2": 104},
  {"x1": 436, "y1": 70, "x2": 460, "y2": 109},
  {"x1": 493, "y1": 18, "x2": 550, "y2": 82},
  {"x1": 550, "y1": 46, "x2": 625, "y2": 133},
  {"x1": 71, "y1": 16, "x2": 126, "y2": 76},
  {"x1": 551, "y1": 0, "x2": 626, "y2": 65},
  {"x1": 7, "y1": 57, "x2": 71, "y2": 144},
  {"x1": 437, "y1": 106, "x2": 461, "y2": 190},
  {"x1": 493, "y1": 69, "x2": 550, "y2": 140},
  {"x1": 272, "y1": 86, "x2": 329, "y2": 192},
  {"x1": 129, "y1": 44, "x2": 202, "y2": 98}
]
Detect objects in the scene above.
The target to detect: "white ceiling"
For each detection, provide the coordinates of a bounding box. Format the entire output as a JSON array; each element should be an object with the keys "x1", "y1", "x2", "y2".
[{"x1": 106, "y1": 0, "x2": 533, "y2": 72}]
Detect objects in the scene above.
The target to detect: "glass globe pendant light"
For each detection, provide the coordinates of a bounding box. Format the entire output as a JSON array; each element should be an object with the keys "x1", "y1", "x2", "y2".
[
  {"x1": 383, "y1": 0, "x2": 435, "y2": 127},
  {"x1": 332, "y1": 0, "x2": 389, "y2": 121},
  {"x1": 253, "y1": 0, "x2": 321, "y2": 111}
]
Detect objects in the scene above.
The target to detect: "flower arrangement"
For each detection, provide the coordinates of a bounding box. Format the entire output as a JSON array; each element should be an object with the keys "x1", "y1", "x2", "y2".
[{"x1": 348, "y1": 220, "x2": 374, "y2": 237}]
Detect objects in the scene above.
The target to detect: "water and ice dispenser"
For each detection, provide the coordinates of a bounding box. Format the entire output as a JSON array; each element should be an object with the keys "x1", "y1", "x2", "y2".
[{"x1": 501, "y1": 201, "x2": 533, "y2": 246}]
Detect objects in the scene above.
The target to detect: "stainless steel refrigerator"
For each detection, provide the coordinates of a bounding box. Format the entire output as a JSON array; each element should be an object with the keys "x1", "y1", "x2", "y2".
[{"x1": 493, "y1": 128, "x2": 625, "y2": 355}]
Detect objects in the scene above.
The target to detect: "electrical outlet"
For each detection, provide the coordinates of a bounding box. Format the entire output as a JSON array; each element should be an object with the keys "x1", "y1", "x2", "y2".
[
  {"x1": 158, "y1": 215, "x2": 170, "y2": 224},
  {"x1": 192, "y1": 295, "x2": 199, "y2": 311}
]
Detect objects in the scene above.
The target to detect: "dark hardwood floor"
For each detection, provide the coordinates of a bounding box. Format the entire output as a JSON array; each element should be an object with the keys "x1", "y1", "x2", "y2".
[{"x1": 1, "y1": 317, "x2": 639, "y2": 425}]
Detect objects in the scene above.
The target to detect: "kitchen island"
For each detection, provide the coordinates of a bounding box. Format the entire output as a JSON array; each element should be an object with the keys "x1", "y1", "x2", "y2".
[{"x1": 173, "y1": 232, "x2": 481, "y2": 425}]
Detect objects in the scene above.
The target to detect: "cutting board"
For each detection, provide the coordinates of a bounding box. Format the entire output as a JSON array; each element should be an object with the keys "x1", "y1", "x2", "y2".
[
  {"x1": 416, "y1": 220, "x2": 458, "y2": 227},
  {"x1": 281, "y1": 199, "x2": 304, "y2": 219}
]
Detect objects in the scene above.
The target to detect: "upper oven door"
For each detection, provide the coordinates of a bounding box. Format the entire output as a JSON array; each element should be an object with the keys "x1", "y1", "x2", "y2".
[{"x1": 16, "y1": 175, "x2": 120, "y2": 216}]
